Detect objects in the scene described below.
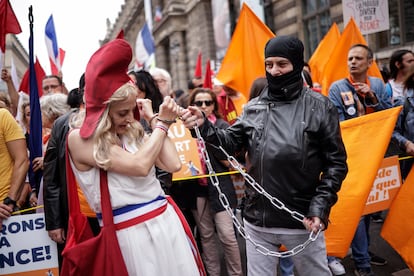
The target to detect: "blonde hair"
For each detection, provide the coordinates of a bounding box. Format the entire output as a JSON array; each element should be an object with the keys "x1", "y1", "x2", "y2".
[{"x1": 73, "y1": 83, "x2": 144, "y2": 170}]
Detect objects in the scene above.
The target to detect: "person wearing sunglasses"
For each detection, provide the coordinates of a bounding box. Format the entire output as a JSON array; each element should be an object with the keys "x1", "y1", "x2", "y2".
[{"x1": 188, "y1": 88, "x2": 243, "y2": 276}]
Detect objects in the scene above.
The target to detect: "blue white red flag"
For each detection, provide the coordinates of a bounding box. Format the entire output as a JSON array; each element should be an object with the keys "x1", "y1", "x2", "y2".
[
  {"x1": 135, "y1": 22, "x2": 155, "y2": 70},
  {"x1": 29, "y1": 7, "x2": 43, "y2": 192},
  {"x1": 154, "y1": 5, "x2": 162, "y2": 22},
  {"x1": 45, "y1": 14, "x2": 63, "y2": 74}
]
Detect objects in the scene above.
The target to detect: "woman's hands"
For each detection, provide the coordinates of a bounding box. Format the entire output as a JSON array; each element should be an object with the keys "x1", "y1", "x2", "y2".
[{"x1": 137, "y1": 96, "x2": 180, "y2": 128}]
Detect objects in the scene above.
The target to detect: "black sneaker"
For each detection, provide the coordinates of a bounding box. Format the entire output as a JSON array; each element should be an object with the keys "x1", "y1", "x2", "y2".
[
  {"x1": 354, "y1": 268, "x2": 375, "y2": 276},
  {"x1": 369, "y1": 252, "x2": 387, "y2": 266}
]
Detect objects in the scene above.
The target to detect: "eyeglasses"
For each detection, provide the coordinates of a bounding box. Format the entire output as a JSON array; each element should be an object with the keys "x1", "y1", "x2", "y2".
[
  {"x1": 155, "y1": 79, "x2": 167, "y2": 84},
  {"x1": 43, "y1": 84, "x2": 60, "y2": 91},
  {"x1": 193, "y1": 100, "x2": 213, "y2": 107}
]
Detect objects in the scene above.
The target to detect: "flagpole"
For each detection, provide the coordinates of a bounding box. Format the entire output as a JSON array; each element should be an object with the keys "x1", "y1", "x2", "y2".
[
  {"x1": 28, "y1": 5, "x2": 43, "y2": 197},
  {"x1": 144, "y1": 0, "x2": 153, "y2": 30}
]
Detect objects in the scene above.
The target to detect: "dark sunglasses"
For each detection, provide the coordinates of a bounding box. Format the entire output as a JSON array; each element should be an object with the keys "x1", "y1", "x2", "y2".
[{"x1": 193, "y1": 100, "x2": 214, "y2": 107}]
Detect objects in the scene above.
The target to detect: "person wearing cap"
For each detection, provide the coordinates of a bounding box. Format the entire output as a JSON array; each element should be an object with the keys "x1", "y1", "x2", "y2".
[
  {"x1": 181, "y1": 35, "x2": 348, "y2": 275},
  {"x1": 328, "y1": 44, "x2": 391, "y2": 276},
  {"x1": 67, "y1": 39, "x2": 204, "y2": 275}
]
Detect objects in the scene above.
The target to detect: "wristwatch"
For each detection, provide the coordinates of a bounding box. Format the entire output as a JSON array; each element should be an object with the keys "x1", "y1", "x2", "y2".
[{"x1": 3, "y1": 196, "x2": 17, "y2": 209}]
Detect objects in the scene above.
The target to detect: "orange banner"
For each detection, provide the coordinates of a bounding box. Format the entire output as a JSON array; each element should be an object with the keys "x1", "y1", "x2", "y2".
[
  {"x1": 381, "y1": 166, "x2": 414, "y2": 271},
  {"x1": 308, "y1": 23, "x2": 340, "y2": 85},
  {"x1": 325, "y1": 107, "x2": 401, "y2": 257},
  {"x1": 170, "y1": 120, "x2": 203, "y2": 180},
  {"x1": 321, "y1": 18, "x2": 382, "y2": 96},
  {"x1": 363, "y1": 155, "x2": 402, "y2": 215}
]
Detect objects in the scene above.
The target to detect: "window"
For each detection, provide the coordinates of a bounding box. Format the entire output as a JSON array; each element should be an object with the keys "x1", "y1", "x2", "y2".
[
  {"x1": 403, "y1": 0, "x2": 414, "y2": 42},
  {"x1": 302, "y1": 0, "x2": 331, "y2": 57}
]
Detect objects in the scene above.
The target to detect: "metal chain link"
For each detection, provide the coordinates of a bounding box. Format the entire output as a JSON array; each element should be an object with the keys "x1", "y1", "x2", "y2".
[{"x1": 193, "y1": 125, "x2": 322, "y2": 258}]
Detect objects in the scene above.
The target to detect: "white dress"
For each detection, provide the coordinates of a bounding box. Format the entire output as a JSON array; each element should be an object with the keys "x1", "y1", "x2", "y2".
[{"x1": 71, "y1": 136, "x2": 201, "y2": 275}]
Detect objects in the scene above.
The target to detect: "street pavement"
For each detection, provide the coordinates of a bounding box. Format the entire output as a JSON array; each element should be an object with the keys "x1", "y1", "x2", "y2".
[
  {"x1": 219, "y1": 214, "x2": 412, "y2": 275},
  {"x1": 341, "y1": 218, "x2": 411, "y2": 276}
]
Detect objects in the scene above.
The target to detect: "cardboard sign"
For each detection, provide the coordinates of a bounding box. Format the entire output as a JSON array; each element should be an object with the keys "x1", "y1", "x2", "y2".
[
  {"x1": 169, "y1": 120, "x2": 203, "y2": 180},
  {"x1": 0, "y1": 213, "x2": 59, "y2": 275},
  {"x1": 363, "y1": 155, "x2": 402, "y2": 215},
  {"x1": 342, "y1": 0, "x2": 389, "y2": 35}
]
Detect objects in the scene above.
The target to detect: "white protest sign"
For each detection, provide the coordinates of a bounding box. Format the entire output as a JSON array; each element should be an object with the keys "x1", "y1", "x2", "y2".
[
  {"x1": 0, "y1": 213, "x2": 59, "y2": 275},
  {"x1": 342, "y1": 0, "x2": 389, "y2": 35}
]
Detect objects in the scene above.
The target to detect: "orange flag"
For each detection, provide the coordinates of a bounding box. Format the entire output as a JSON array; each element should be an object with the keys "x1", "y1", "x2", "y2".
[
  {"x1": 215, "y1": 3, "x2": 274, "y2": 99},
  {"x1": 325, "y1": 107, "x2": 402, "y2": 257},
  {"x1": 308, "y1": 23, "x2": 340, "y2": 86},
  {"x1": 381, "y1": 166, "x2": 414, "y2": 270},
  {"x1": 321, "y1": 18, "x2": 382, "y2": 96}
]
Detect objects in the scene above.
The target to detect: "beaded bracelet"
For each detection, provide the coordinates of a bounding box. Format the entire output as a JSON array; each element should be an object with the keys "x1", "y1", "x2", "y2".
[
  {"x1": 156, "y1": 117, "x2": 176, "y2": 125},
  {"x1": 154, "y1": 124, "x2": 169, "y2": 134}
]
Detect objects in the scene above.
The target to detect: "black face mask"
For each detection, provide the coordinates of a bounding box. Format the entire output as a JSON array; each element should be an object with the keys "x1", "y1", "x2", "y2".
[
  {"x1": 266, "y1": 68, "x2": 302, "y2": 95},
  {"x1": 264, "y1": 36, "x2": 304, "y2": 99}
]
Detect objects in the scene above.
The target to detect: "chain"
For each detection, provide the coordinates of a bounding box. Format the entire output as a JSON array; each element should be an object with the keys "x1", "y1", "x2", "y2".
[{"x1": 193, "y1": 125, "x2": 322, "y2": 258}]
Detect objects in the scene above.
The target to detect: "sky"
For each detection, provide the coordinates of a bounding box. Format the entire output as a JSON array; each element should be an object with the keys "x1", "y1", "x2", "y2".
[{"x1": 13, "y1": 0, "x2": 125, "y2": 89}]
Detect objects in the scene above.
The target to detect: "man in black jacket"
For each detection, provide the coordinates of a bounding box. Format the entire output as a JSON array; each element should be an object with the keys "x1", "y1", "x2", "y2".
[{"x1": 181, "y1": 36, "x2": 348, "y2": 275}]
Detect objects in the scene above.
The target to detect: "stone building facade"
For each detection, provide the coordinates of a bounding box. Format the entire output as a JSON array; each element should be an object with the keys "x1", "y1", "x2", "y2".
[
  {"x1": 0, "y1": 35, "x2": 29, "y2": 92},
  {"x1": 103, "y1": 0, "x2": 414, "y2": 91}
]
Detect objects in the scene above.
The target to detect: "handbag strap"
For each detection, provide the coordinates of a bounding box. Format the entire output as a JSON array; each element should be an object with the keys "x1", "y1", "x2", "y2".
[
  {"x1": 99, "y1": 169, "x2": 115, "y2": 226},
  {"x1": 65, "y1": 132, "x2": 115, "y2": 226}
]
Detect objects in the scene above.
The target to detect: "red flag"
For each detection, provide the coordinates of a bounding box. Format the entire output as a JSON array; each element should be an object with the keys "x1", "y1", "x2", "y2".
[
  {"x1": 0, "y1": 0, "x2": 22, "y2": 52},
  {"x1": 18, "y1": 57, "x2": 46, "y2": 97},
  {"x1": 116, "y1": 29, "x2": 124, "y2": 39},
  {"x1": 194, "y1": 51, "x2": 202, "y2": 78},
  {"x1": 203, "y1": 59, "x2": 212, "y2": 89}
]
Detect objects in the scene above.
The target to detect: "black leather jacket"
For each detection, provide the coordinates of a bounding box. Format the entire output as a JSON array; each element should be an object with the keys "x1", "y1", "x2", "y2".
[
  {"x1": 43, "y1": 110, "x2": 74, "y2": 231},
  {"x1": 198, "y1": 83, "x2": 348, "y2": 229}
]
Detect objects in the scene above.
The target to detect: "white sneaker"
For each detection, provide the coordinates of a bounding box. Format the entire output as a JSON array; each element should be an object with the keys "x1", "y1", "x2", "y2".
[{"x1": 328, "y1": 259, "x2": 346, "y2": 275}]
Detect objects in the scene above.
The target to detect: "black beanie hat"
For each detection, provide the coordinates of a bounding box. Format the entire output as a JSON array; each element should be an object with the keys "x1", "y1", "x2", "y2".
[
  {"x1": 265, "y1": 36, "x2": 304, "y2": 73},
  {"x1": 264, "y1": 36, "x2": 304, "y2": 98}
]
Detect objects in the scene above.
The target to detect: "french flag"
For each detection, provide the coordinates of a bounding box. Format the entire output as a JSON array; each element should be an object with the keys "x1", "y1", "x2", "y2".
[
  {"x1": 135, "y1": 22, "x2": 155, "y2": 70},
  {"x1": 45, "y1": 14, "x2": 65, "y2": 75}
]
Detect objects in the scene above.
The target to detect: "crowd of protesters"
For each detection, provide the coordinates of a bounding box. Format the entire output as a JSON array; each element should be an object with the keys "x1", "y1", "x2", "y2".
[{"x1": 0, "y1": 34, "x2": 413, "y2": 276}]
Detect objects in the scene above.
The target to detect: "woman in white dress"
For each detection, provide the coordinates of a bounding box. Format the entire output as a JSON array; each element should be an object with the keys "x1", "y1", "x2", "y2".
[{"x1": 67, "y1": 39, "x2": 204, "y2": 275}]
